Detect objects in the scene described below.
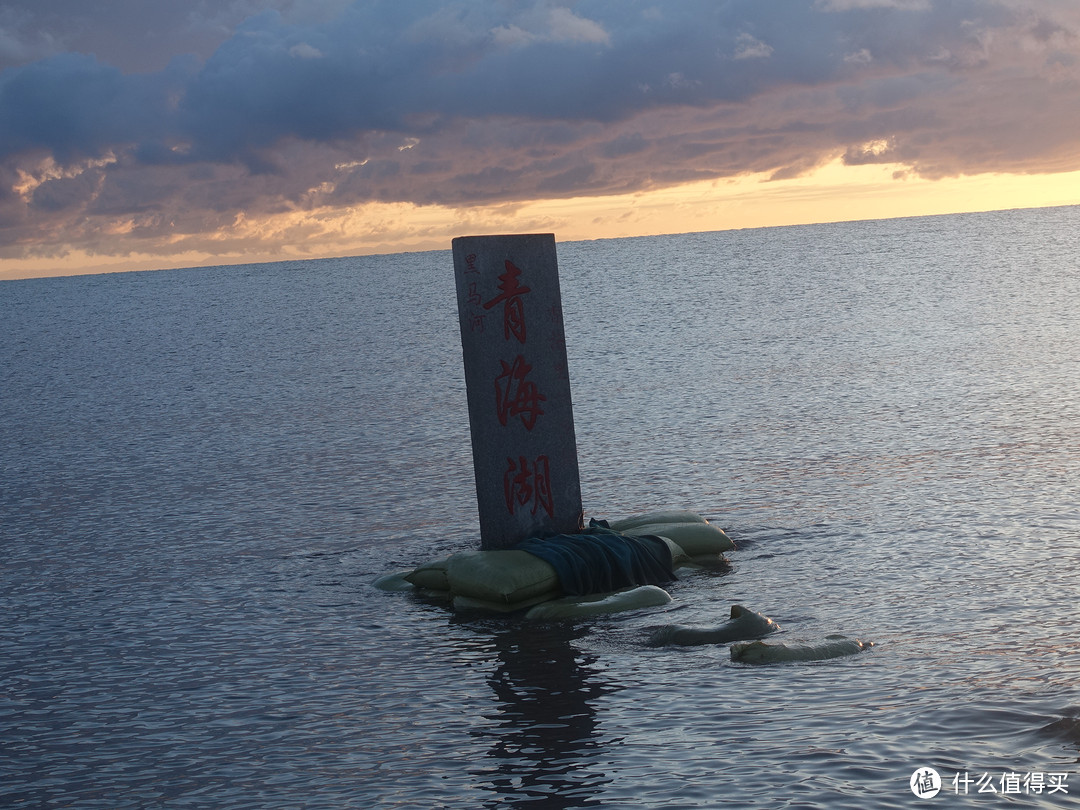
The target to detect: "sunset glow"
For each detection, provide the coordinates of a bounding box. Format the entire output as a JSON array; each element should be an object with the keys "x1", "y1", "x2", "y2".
[{"x1": 3, "y1": 1, "x2": 1080, "y2": 280}]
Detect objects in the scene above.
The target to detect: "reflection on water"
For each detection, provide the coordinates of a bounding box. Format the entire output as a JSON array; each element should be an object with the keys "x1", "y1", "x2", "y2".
[
  {"x1": 4, "y1": 206, "x2": 1080, "y2": 807},
  {"x1": 467, "y1": 618, "x2": 614, "y2": 808}
]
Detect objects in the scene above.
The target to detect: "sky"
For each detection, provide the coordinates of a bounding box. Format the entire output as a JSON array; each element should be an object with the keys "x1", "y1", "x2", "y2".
[{"x1": 2, "y1": 0, "x2": 1080, "y2": 280}]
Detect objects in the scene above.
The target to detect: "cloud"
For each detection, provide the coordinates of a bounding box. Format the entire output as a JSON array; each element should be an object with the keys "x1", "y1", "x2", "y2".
[
  {"x1": 734, "y1": 33, "x2": 774, "y2": 60},
  {"x1": 288, "y1": 42, "x2": 323, "y2": 59},
  {"x1": 2, "y1": 0, "x2": 1080, "y2": 265},
  {"x1": 546, "y1": 7, "x2": 611, "y2": 45}
]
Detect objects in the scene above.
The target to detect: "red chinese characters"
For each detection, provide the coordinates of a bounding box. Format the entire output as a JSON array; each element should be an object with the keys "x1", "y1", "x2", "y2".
[
  {"x1": 494, "y1": 355, "x2": 547, "y2": 430},
  {"x1": 503, "y1": 455, "x2": 554, "y2": 518},
  {"x1": 483, "y1": 260, "x2": 531, "y2": 344},
  {"x1": 483, "y1": 259, "x2": 556, "y2": 518}
]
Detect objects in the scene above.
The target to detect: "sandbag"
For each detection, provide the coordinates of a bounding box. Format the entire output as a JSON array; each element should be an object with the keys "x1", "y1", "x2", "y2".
[
  {"x1": 400, "y1": 521, "x2": 696, "y2": 607},
  {"x1": 446, "y1": 549, "x2": 560, "y2": 604},
  {"x1": 608, "y1": 511, "x2": 708, "y2": 532},
  {"x1": 372, "y1": 572, "x2": 416, "y2": 592},
  {"x1": 525, "y1": 585, "x2": 672, "y2": 620},
  {"x1": 403, "y1": 558, "x2": 450, "y2": 591},
  {"x1": 648, "y1": 604, "x2": 779, "y2": 647},
  {"x1": 626, "y1": 521, "x2": 734, "y2": 555},
  {"x1": 730, "y1": 636, "x2": 873, "y2": 664}
]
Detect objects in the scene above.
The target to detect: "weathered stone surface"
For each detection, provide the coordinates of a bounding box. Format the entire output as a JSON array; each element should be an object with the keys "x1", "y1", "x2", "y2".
[{"x1": 452, "y1": 234, "x2": 583, "y2": 550}]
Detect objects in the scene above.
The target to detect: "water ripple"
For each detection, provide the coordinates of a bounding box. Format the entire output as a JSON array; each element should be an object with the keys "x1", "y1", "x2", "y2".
[{"x1": 5, "y1": 208, "x2": 1080, "y2": 807}]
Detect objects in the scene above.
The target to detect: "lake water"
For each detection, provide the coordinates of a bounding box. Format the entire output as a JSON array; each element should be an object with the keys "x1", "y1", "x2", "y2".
[{"x1": 3, "y1": 206, "x2": 1080, "y2": 808}]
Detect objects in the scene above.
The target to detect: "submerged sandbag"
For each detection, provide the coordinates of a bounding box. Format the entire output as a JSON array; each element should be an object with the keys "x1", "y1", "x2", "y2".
[
  {"x1": 525, "y1": 585, "x2": 672, "y2": 620},
  {"x1": 446, "y1": 549, "x2": 560, "y2": 604},
  {"x1": 626, "y1": 521, "x2": 734, "y2": 556},
  {"x1": 730, "y1": 635, "x2": 874, "y2": 664},
  {"x1": 648, "y1": 604, "x2": 779, "y2": 647},
  {"x1": 372, "y1": 572, "x2": 416, "y2": 592}
]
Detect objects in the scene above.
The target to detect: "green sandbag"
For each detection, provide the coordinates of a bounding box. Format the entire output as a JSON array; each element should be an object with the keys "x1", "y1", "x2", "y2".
[
  {"x1": 608, "y1": 510, "x2": 707, "y2": 532},
  {"x1": 404, "y1": 558, "x2": 450, "y2": 591},
  {"x1": 626, "y1": 521, "x2": 734, "y2": 555},
  {"x1": 446, "y1": 549, "x2": 561, "y2": 604}
]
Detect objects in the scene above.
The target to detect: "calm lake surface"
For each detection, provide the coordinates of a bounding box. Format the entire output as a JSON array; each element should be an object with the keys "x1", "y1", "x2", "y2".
[{"x1": 3, "y1": 206, "x2": 1080, "y2": 808}]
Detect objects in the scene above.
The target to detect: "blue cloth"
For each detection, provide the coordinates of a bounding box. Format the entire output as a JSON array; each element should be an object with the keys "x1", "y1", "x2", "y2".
[{"x1": 515, "y1": 520, "x2": 674, "y2": 596}]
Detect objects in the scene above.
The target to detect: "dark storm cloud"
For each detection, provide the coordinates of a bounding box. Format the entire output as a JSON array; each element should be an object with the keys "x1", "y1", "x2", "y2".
[
  {"x1": 0, "y1": 1, "x2": 356, "y2": 72},
  {"x1": 0, "y1": 52, "x2": 193, "y2": 163},
  {"x1": 0, "y1": 0, "x2": 1021, "y2": 164},
  {"x1": 2, "y1": 0, "x2": 1080, "y2": 259}
]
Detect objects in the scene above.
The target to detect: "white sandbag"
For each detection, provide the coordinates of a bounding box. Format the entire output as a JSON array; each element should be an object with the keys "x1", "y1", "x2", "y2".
[
  {"x1": 608, "y1": 510, "x2": 708, "y2": 532},
  {"x1": 730, "y1": 635, "x2": 874, "y2": 664},
  {"x1": 525, "y1": 585, "x2": 672, "y2": 620},
  {"x1": 403, "y1": 558, "x2": 450, "y2": 591},
  {"x1": 626, "y1": 521, "x2": 734, "y2": 555},
  {"x1": 446, "y1": 549, "x2": 560, "y2": 604},
  {"x1": 372, "y1": 572, "x2": 416, "y2": 592},
  {"x1": 648, "y1": 604, "x2": 779, "y2": 646}
]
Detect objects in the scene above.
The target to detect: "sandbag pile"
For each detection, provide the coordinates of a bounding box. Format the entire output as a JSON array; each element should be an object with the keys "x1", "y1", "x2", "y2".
[
  {"x1": 407, "y1": 549, "x2": 560, "y2": 612},
  {"x1": 401, "y1": 510, "x2": 734, "y2": 613},
  {"x1": 606, "y1": 511, "x2": 735, "y2": 562}
]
